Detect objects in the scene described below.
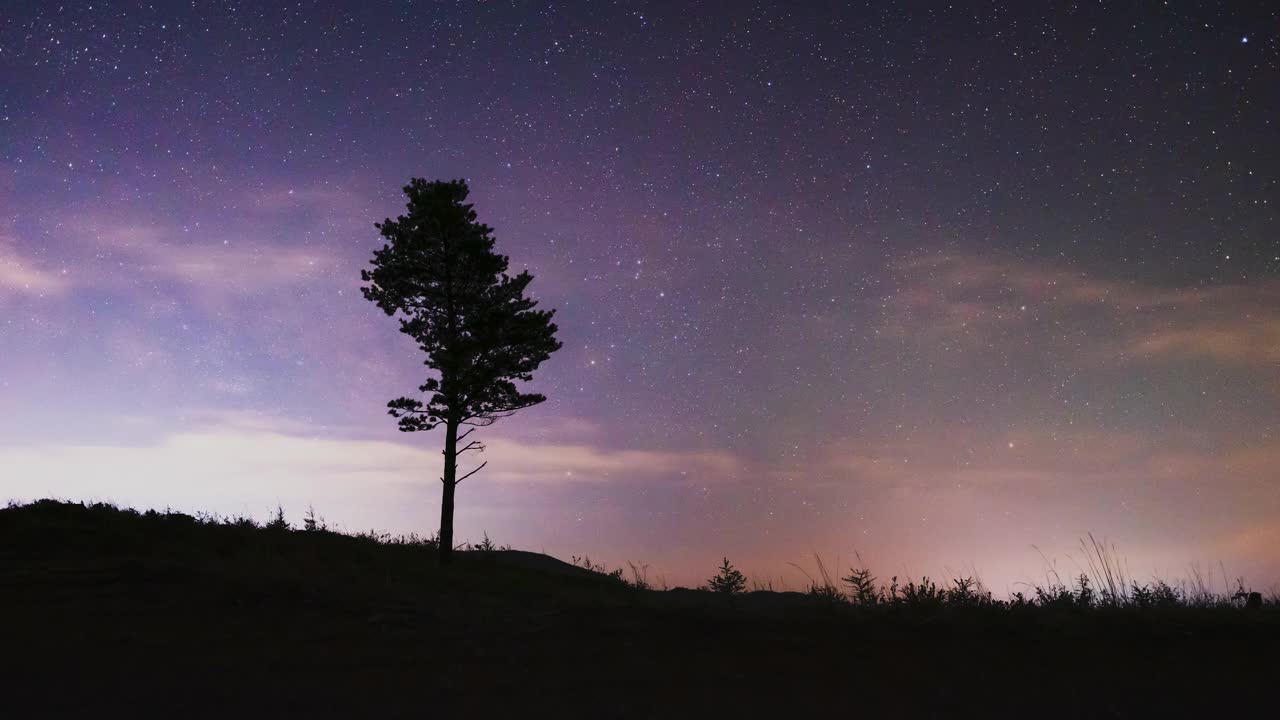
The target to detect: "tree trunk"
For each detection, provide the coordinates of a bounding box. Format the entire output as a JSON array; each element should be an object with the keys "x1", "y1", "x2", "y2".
[{"x1": 439, "y1": 418, "x2": 458, "y2": 564}]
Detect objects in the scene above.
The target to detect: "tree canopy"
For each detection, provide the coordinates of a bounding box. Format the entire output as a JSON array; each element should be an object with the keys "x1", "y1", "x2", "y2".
[{"x1": 362, "y1": 178, "x2": 561, "y2": 431}]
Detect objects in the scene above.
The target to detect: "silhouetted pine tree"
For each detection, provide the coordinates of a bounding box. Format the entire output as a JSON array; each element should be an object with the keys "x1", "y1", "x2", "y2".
[
  {"x1": 362, "y1": 178, "x2": 561, "y2": 564},
  {"x1": 707, "y1": 557, "x2": 748, "y2": 594}
]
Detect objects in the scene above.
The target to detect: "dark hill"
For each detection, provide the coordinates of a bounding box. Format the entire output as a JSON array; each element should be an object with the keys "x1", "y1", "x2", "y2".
[{"x1": 2, "y1": 499, "x2": 1277, "y2": 718}]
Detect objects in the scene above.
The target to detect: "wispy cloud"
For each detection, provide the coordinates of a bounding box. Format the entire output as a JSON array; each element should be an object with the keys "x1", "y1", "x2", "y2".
[
  {"x1": 1, "y1": 192, "x2": 351, "y2": 304},
  {"x1": 0, "y1": 414, "x2": 744, "y2": 525},
  {"x1": 77, "y1": 220, "x2": 336, "y2": 294},
  {"x1": 1128, "y1": 318, "x2": 1280, "y2": 364},
  {"x1": 0, "y1": 239, "x2": 68, "y2": 298},
  {"x1": 480, "y1": 436, "x2": 743, "y2": 484},
  {"x1": 882, "y1": 253, "x2": 1280, "y2": 367},
  {"x1": 813, "y1": 422, "x2": 1280, "y2": 489},
  {"x1": 1217, "y1": 523, "x2": 1280, "y2": 565}
]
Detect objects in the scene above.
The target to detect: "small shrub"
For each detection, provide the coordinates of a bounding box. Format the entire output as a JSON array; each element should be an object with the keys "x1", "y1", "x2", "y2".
[
  {"x1": 1230, "y1": 578, "x2": 1253, "y2": 606},
  {"x1": 1131, "y1": 580, "x2": 1181, "y2": 609},
  {"x1": 841, "y1": 566, "x2": 882, "y2": 605},
  {"x1": 302, "y1": 505, "x2": 327, "y2": 532},
  {"x1": 227, "y1": 514, "x2": 258, "y2": 530},
  {"x1": 195, "y1": 510, "x2": 222, "y2": 525},
  {"x1": 1130, "y1": 582, "x2": 1154, "y2": 608},
  {"x1": 355, "y1": 529, "x2": 394, "y2": 543},
  {"x1": 947, "y1": 576, "x2": 989, "y2": 606},
  {"x1": 571, "y1": 555, "x2": 627, "y2": 585},
  {"x1": 788, "y1": 554, "x2": 844, "y2": 602},
  {"x1": 473, "y1": 532, "x2": 497, "y2": 553},
  {"x1": 627, "y1": 561, "x2": 651, "y2": 591},
  {"x1": 1074, "y1": 574, "x2": 1095, "y2": 607},
  {"x1": 897, "y1": 577, "x2": 944, "y2": 608},
  {"x1": 1034, "y1": 582, "x2": 1076, "y2": 608},
  {"x1": 265, "y1": 505, "x2": 290, "y2": 532},
  {"x1": 808, "y1": 582, "x2": 844, "y2": 603},
  {"x1": 707, "y1": 557, "x2": 747, "y2": 595},
  {"x1": 571, "y1": 555, "x2": 608, "y2": 573}
]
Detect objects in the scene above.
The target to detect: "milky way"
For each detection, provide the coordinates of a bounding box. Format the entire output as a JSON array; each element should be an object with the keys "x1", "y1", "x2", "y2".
[{"x1": 2, "y1": 2, "x2": 1278, "y2": 591}]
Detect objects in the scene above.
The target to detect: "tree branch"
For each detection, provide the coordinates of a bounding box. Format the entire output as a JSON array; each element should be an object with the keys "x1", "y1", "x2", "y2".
[
  {"x1": 454, "y1": 461, "x2": 488, "y2": 485},
  {"x1": 458, "y1": 440, "x2": 486, "y2": 454}
]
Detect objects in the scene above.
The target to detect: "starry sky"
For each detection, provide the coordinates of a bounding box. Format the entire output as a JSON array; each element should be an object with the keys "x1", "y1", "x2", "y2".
[{"x1": 2, "y1": 1, "x2": 1278, "y2": 592}]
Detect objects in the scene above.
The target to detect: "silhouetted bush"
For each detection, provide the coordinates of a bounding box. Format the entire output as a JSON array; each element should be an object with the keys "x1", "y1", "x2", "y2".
[
  {"x1": 302, "y1": 505, "x2": 326, "y2": 532},
  {"x1": 706, "y1": 557, "x2": 747, "y2": 594},
  {"x1": 897, "y1": 577, "x2": 944, "y2": 608},
  {"x1": 627, "y1": 562, "x2": 652, "y2": 591},
  {"x1": 266, "y1": 505, "x2": 290, "y2": 533},
  {"x1": 841, "y1": 566, "x2": 881, "y2": 605},
  {"x1": 571, "y1": 554, "x2": 627, "y2": 585}
]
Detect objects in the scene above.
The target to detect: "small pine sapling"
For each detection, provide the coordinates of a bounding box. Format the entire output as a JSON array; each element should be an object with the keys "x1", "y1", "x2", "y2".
[{"x1": 707, "y1": 557, "x2": 748, "y2": 594}]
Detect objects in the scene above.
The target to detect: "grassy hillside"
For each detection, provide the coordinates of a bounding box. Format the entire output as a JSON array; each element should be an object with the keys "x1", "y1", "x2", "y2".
[{"x1": 3, "y1": 500, "x2": 1277, "y2": 718}]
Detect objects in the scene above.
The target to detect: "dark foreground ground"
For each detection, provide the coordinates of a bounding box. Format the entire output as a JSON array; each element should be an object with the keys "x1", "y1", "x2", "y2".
[{"x1": 2, "y1": 501, "x2": 1277, "y2": 719}]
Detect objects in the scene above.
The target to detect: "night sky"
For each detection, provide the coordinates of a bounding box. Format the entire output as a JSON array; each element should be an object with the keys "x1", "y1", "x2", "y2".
[{"x1": 2, "y1": 1, "x2": 1278, "y2": 592}]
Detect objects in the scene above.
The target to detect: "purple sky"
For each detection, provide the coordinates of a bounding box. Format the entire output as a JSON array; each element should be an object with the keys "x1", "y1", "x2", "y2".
[{"x1": 2, "y1": 1, "x2": 1278, "y2": 592}]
